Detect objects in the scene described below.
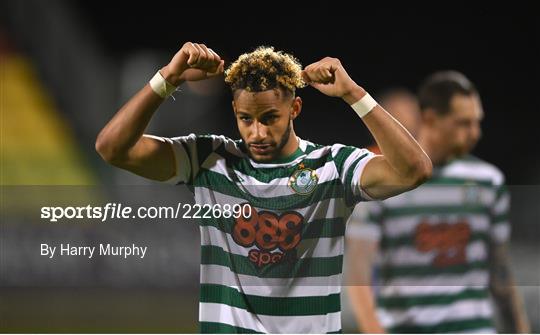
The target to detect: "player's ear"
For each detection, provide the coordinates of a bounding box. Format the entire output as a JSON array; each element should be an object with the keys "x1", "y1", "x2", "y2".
[
  {"x1": 232, "y1": 100, "x2": 237, "y2": 114},
  {"x1": 290, "y1": 96, "x2": 302, "y2": 120}
]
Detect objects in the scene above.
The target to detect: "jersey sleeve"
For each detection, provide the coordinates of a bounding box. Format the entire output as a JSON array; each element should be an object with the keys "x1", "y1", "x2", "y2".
[
  {"x1": 149, "y1": 133, "x2": 220, "y2": 185},
  {"x1": 490, "y1": 184, "x2": 511, "y2": 244},
  {"x1": 332, "y1": 145, "x2": 376, "y2": 207},
  {"x1": 346, "y1": 201, "x2": 383, "y2": 242}
]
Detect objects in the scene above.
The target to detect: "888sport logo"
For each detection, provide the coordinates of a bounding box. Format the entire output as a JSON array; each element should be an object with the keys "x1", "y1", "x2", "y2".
[{"x1": 232, "y1": 203, "x2": 304, "y2": 267}]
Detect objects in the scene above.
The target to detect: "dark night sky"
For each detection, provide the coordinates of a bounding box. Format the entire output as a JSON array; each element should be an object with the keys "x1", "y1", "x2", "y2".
[{"x1": 72, "y1": 2, "x2": 540, "y2": 184}]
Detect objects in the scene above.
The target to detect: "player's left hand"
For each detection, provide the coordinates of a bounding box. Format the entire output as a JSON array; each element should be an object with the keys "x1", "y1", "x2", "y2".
[{"x1": 301, "y1": 57, "x2": 358, "y2": 99}]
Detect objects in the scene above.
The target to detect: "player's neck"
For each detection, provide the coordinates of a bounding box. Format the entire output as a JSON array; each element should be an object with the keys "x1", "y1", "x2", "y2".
[
  {"x1": 278, "y1": 131, "x2": 300, "y2": 159},
  {"x1": 418, "y1": 129, "x2": 449, "y2": 166}
]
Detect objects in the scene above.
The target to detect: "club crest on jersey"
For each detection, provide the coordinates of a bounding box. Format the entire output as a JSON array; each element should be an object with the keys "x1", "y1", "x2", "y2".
[{"x1": 288, "y1": 164, "x2": 318, "y2": 195}]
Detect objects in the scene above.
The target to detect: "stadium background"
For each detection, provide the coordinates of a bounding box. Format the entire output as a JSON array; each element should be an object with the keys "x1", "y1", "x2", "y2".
[{"x1": 1, "y1": 1, "x2": 539, "y2": 332}]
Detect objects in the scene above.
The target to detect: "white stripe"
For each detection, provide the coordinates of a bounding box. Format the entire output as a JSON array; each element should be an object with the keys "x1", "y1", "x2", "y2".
[
  {"x1": 378, "y1": 284, "x2": 487, "y2": 298},
  {"x1": 201, "y1": 156, "x2": 342, "y2": 198},
  {"x1": 148, "y1": 135, "x2": 189, "y2": 185},
  {"x1": 168, "y1": 134, "x2": 201, "y2": 182},
  {"x1": 346, "y1": 222, "x2": 381, "y2": 241},
  {"x1": 248, "y1": 155, "x2": 306, "y2": 168},
  {"x1": 467, "y1": 240, "x2": 489, "y2": 262},
  {"x1": 492, "y1": 191, "x2": 510, "y2": 215},
  {"x1": 194, "y1": 186, "x2": 247, "y2": 207},
  {"x1": 378, "y1": 298, "x2": 493, "y2": 328},
  {"x1": 236, "y1": 161, "x2": 339, "y2": 197},
  {"x1": 200, "y1": 264, "x2": 341, "y2": 297},
  {"x1": 304, "y1": 144, "x2": 330, "y2": 160},
  {"x1": 348, "y1": 202, "x2": 370, "y2": 223},
  {"x1": 380, "y1": 214, "x2": 490, "y2": 238},
  {"x1": 220, "y1": 135, "x2": 245, "y2": 157},
  {"x1": 352, "y1": 152, "x2": 376, "y2": 201},
  {"x1": 457, "y1": 327, "x2": 496, "y2": 333},
  {"x1": 201, "y1": 152, "x2": 235, "y2": 181},
  {"x1": 381, "y1": 269, "x2": 490, "y2": 292},
  {"x1": 241, "y1": 138, "x2": 340, "y2": 169},
  {"x1": 299, "y1": 138, "x2": 308, "y2": 151},
  {"x1": 200, "y1": 225, "x2": 344, "y2": 258},
  {"x1": 339, "y1": 147, "x2": 363, "y2": 182},
  {"x1": 338, "y1": 147, "x2": 371, "y2": 186},
  {"x1": 346, "y1": 203, "x2": 382, "y2": 240},
  {"x1": 490, "y1": 222, "x2": 510, "y2": 243},
  {"x1": 199, "y1": 302, "x2": 342, "y2": 333},
  {"x1": 383, "y1": 184, "x2": 496, "y2": 208},
  {"x1": 442, "y1": 160, "x2": 504, "y2": 185},
  {"x1": 193, "y1": 187, "x2": 349, "y2": 222}
]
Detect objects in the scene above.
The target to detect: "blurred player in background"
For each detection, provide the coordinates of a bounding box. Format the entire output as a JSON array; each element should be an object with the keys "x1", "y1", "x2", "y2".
[
  {"x1": 346, "y1": 87, "x2": 421, "y2": 333},
  {"x1": 346, "y1": 71, "x2": 530, "y2": 333},
  {"x1": 95, "y1": 42, "x2": 431, "y2": 333},
  {"x1": 364, "y1": 88, "x2": 421, "y2": 154}
]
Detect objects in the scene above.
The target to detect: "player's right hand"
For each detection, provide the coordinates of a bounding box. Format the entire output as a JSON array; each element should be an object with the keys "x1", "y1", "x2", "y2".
[{"x1": 162, "y1": 42, "x2": 225, "y2": 86}]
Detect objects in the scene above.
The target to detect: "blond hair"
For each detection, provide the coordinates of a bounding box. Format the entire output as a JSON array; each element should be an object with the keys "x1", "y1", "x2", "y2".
[{"x1": 225, "y1": 46, "x2": 306, "y2": 95}]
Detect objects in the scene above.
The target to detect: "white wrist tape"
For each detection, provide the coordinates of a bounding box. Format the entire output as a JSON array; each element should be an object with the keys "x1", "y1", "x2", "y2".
[
  {"x1": 350, "y1": 93, "x2": 378, "y2": 118},
  {"x1": 149, "y1": 71, "x2": 177, "y2": 98}
]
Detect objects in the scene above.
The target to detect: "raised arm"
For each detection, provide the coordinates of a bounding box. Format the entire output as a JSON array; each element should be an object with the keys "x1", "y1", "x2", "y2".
[
  {"x1": 302, "y1": 57, "x2": 432, "y2": 199},
  {"x1": 95, "y1": 42, "x2": 224, "y2": 181}
]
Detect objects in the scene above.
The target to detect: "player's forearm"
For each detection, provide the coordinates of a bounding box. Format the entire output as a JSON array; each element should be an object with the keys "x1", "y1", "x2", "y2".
[
  {"x1": 345, "y1": 239, "x2": 385, "y2": 333},
  {"x1": 95, "y1": 84, "x2": 163, "y2": 163},
  {"x1": 489, "y1": 243, "x2": 530, "y2": 333},
  {"x1": 344, "y1": 86, "x2": 432, "y2": 185},
  {"x1": 491, "y1": 280, "x2": 530, "y2": 333},
  {"x1": 347, "y1": 284, "x2": 385, "y2": 333}
]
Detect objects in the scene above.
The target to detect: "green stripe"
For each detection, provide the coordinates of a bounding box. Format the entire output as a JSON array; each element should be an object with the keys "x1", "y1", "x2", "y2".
[
  {"x1": 194, "y1": 170, "x2": 344, "y2": 211},
  {"x1": 344, "y1": 153, "x2": 369, "y2": 207},
  {"x1": 381, "y1": 261, "x2": 488, "y2": 279},
  {"x1": 304, "y1": 142, "x2": 322, "y2": 155},
  {"x1": 303, "y1": 217, "x2": 345, "y2": 238},
  {"x1": 378, "y1": 288, "x2": 489, "y2": 308},
  {"x1": 492, "y1": 213, "x2": 509, "y2": 223},
  {"x1": 332, "y1": 146, "x2": 357, "y2": 175},
  {"x1": 214, "y1": 145, "x2": 333, "y2": 183},
  {"x1": 381, "y1": 231, "x2": 489, "y2": 249},
  {"x1": 200, "y1": 321, "x2": 262, "y2": 334},
  {"x1": 389, "y1": 317, "x2": 493, "y2": 333},
  {"x1": 200, "y1": 216, "x2": 345, "y2": 239},
  {"x1": 384, "y1": 204, "x2": 489, "y2": 218},
  {"x1": 200, "y1": 283, "x2": 340, "y2": 316},
  {"x1": 213, "y1": 143, "x2": 243, "y2": 165},
  {"x1": 196, "y1": 135, "x2": 216, "y2": 168},
  {"x1": 201, "y1": 245, "x2": 342, "y2": 278},
  {"x1": 367, "y1": 211, "x2": 383, "y2": 222},
  {"x1": 495, "y1": 185, "x2": 508, "y2": 198},
  {"x1": 460, "y1": 154, "x2": 482, "y2": 163}
]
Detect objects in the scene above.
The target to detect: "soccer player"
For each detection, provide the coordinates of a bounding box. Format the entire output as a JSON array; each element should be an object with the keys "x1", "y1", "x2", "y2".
[
  {"x1": 346, "y1": 71, "x2": 530, "y2": 333},
  {"x1": 345, "y1": 87, "x2": 421, "y2": 333},
  {"x1": 95, "y1": 42, "x2": 432, "y2": 333},
  {"x1": 363, "y1": 88, "x2": 421, "y2": 155}
]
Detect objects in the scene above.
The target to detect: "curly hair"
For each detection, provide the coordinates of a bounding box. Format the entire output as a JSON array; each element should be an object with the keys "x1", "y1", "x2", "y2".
[{"x1": 225, "y1": 46, "x2": 306, "y2": 95}]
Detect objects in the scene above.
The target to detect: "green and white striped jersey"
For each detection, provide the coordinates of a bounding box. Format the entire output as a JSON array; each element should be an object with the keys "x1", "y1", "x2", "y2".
[
  {"x1": 159, "y1": 134, "x2": 375, "y2": 333},
  {"x1": 347, "y1": 156, "x2": 510, "y2": 333}
]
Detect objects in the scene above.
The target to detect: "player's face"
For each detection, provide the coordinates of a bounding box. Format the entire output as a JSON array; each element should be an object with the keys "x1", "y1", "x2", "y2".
[
  {"x1": 233, "y1": 89, "x2": 301, "y2": 162},
  {"x1": 437, "y1": 94, "x2": 483, "y2": 158}
]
